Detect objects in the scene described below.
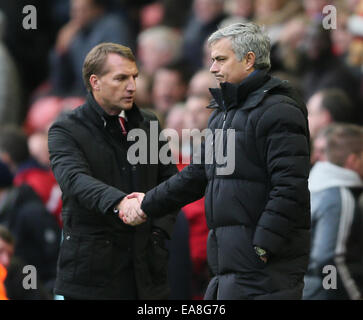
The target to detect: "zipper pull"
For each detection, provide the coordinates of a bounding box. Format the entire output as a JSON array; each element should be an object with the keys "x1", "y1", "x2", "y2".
[{"x1": 222, "y1": 112, "x2": 227, "y2": 130}]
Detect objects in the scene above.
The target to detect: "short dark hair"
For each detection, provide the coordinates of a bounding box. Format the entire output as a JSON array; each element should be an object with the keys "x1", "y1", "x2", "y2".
[
  {"x1": 0, "y1": 225, "x2": 14, "y2": 246},
  {"x1": 0, "y1": 126, "x2": 29, "y2": 166},
  {"x1": 82, "y1": 42, "x2": 136, "y2": 92},
  {"x1": 320, "y1": 88, "x2": 355, "y2": 123}
]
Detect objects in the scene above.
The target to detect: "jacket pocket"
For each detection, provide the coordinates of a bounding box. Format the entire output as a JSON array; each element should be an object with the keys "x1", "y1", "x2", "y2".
[
  {"x1": 58, "y1": 234, "x2": 77, "y2": 283},
  {"x1": 147, "y1": 234, "x2": 169, "y2": 283},
  {"x1": 58, "y1": 234, "x2": 113, "y2": 287},
  {"x1": 89, "y1": 238, "x2": 113, "y2": 287}
]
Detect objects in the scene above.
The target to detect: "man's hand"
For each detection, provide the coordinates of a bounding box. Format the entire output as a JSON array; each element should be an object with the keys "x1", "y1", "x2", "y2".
[
  {"x1": 117, "y1": 196, "x2": 147, "y2": 226},
  {"x1": 126, "y1": 192, "x2": 145, "y2": 203}
]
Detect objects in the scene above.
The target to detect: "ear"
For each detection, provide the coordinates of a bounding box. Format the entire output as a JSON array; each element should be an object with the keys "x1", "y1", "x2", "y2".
[
  {"x1": 245, "y1": 52, "x2": 256, "y2": 71},
  {"x1": 344, "y1": 153, "x2": 357, "y2": 172},
  {"x1": 89, "y1": 74, "x2": 100, "y2": 91}
]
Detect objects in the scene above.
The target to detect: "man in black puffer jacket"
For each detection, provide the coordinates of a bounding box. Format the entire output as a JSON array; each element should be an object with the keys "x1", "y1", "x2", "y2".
[{"x1": 125, "y1": 22, "x2": 311, "y2": 300}]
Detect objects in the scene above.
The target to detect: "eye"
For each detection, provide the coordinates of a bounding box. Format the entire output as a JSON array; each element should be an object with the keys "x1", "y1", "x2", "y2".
[{"x1": 114, "y1": 75, "x2": 127, "y2": 81}]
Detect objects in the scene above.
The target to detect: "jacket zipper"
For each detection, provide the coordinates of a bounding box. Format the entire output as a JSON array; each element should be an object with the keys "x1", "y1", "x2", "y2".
[
  {"x1": 210, "y1": 110, "x2": 227, "y2": 225},
  {"x1": 222, "y1": 111, "x2": 227, "y2": 130}
]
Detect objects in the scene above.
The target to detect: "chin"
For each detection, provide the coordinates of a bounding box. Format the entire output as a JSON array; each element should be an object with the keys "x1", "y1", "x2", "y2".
[{"x1": 122, "y1": 103, "x2": 134, "y2": 110}]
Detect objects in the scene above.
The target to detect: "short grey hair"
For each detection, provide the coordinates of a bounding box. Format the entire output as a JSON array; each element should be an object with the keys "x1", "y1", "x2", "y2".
[{"x1": 207, "y1": 22, "x2": 271, "y2": 70}]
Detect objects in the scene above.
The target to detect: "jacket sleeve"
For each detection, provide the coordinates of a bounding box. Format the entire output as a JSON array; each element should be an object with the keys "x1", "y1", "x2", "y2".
[
  {"x1": 48, "y1": 120, "x2": 126, "y2": 214},
  {"x1": 141, "y1": 155, "x2": 208, "y2": 219},
  {"x1": 308, "y1": 191, "x2": 341, "y2": 274},
  {"x1": 253, "y1": 102, "x2": 310, "y2": 255}
]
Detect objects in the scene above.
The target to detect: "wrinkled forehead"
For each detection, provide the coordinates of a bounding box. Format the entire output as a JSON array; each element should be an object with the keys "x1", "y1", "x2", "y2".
[{"x1": 210, "y1": 38, "x2": 234, "y2": 57}]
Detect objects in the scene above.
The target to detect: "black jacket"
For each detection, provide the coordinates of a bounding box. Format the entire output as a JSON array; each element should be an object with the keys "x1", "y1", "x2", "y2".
[
  {"x1": 48, "y1": 93, "x2": 178, "y2": 299},
  {"x1": 141, "y1": 70, "x2": 311, "y2": 299},
  {"x1": 0, "y1": 184, "x2": 61, "y2": 292}
]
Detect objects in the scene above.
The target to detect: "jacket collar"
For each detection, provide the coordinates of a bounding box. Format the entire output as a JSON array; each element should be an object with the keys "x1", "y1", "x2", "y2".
[
  {"x1": 208, "y1": 69, "x2": 282, "y2": 111},
  {"x1": 86, "y1": 92, "x2": 144, "y2": 129}
]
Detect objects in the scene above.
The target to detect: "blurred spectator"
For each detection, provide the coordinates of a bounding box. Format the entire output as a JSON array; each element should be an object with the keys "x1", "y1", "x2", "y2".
[
  {"x1": 164, "y1": 103, "x2": 187, "y2": 165},
  {"x1": 134, "y1": 72, "x2": 153, "y2": 109},
  {"x1": 0, "y1": 225, "x2": 51, "y2": 299},
  {"x1": 139, "y1": 1, "x2": 164, "y2": 30},
  {"x1": 307, "y1": 88, "x2": 356, "y2": 140},
  {"x1": 0, "y1": 10, "x2": 23, "y2": 126},
  {"x1": 151, "y1": 62, "x2": 189, "y2": 121},
  {"x1": 188, "y1": 68, "x2": 217, "y2": 98},
  {"x1": 28, "y1": 131, "x2": 51, "y2": 169},
  {"x1": 182, "y1": 0, "x2": 226, "y2": 72},
  {"x1": 24, "y1": 96, "x2": 85, "y2": 135},
  {"x1": 300, "y1": 23, "x2": 360, "y2": 108},
  {"x1": 310, "y1": 126, "x2": 333, "y2": 166},
  {"x1": 331, "y1": 3, "x2": 353, "y2": 58},
  {"x1": 161, "y1": 0, "x2": 193, "y2": 28},
  {"x1": 272, "y1": 15, "x2": 309, "y2": 74},
  {"x1": 254, "y1": 0, "x2": 303, "y2": 45},
  {"x1": 0, "y1": 161, "x2": 61, "y2": 294},
  {"x1": 0, "y1": 1, "x2": 54, "y2": 104},
  {"x1": 0, "y1": 126, "x2": 63, "y2": 227},
  {"x1": 302, "y1": 0, "x2": 330, "y2": 22},
  {"x1": 184, "y1": 94, "x2": 213, "y2": 133},
  {"x1": 202, "y1": 37, "x2": 213, "y2": 70},
  {"x1": 224, "y1": 0, "x2": 254, "y2": 20},
  {"x1": 137, "y1": 26, "x2": 182, "y2": 77},
  {"x1": 49, "y1": 0, "x2": 133, "y2": 96},
  {"x1": 347, "y1": 0, "x2": 363, "y2": 123},
  {"x1": 304, "y1": 123, "x2": 363, "y2": 300}
]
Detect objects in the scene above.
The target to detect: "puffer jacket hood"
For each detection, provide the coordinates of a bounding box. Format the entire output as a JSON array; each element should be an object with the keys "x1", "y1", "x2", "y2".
[{"x1": 309, "y1": 161, "x2": 363, "y2": 192}]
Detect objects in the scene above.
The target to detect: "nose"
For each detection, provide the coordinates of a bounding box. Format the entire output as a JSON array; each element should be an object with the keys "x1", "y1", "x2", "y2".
[
  {"x1": 127, "y1": 77, "x2": 136, "y2": 92},
  {"x1": 209, "y1": 60, "x2": 218, "y2": 74}
]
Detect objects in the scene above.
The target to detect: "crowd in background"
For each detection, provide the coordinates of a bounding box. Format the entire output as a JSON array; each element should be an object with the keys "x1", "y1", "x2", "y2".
[{"x1": 0, "y1": 0, "x2": 362, "y2": 300}]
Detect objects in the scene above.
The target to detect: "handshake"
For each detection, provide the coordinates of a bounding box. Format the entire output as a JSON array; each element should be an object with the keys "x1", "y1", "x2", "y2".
[{"x1": 116, "y1": 192, "x2": 147, "y2": 226}]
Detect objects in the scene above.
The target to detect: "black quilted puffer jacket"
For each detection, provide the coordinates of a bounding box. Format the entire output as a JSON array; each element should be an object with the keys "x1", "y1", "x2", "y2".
[{"x1": 142, "y1": 69, "x2": 311, "y2": 299}]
